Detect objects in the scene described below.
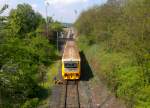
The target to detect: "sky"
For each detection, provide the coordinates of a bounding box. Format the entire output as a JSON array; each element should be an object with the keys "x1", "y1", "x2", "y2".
[{"x1": 0, "y1": 0, "x2": 107, "y2": 23}]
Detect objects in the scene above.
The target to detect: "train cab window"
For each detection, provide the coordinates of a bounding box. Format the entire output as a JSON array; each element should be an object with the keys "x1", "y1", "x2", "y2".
[{"x1": 64, "y1": 62, "x2": 78, "y2": 68}]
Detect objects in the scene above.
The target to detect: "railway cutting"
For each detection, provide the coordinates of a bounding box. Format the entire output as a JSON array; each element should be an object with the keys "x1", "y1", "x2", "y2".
[{"x1": 49, "y1": 28, "x2": 126, "y2": 108}]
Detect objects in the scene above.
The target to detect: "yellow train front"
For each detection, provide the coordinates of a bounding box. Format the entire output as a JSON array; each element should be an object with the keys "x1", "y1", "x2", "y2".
[{"x1": 62, "y1": 40, "x2": 81, "y2": 80}]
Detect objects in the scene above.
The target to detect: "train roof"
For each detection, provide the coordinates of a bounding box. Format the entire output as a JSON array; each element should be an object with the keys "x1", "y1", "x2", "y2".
[{"x1": 62, "y1": 40, "x2": 80, "y2": 61}]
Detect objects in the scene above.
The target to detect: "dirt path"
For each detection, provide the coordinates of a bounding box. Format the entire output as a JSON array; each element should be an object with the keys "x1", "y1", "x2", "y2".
[{"x1": 78, "y1": 76, "x2": 126, "y2": 108}]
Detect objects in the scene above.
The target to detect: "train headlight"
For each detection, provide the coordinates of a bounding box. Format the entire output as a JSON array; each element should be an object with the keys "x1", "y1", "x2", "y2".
[
  {"x1": 64, "y1": 73, "x2": 67, "y2": 77},
  {"x1": 76, "y1": 73, "x2": 79, "y2": 76}
]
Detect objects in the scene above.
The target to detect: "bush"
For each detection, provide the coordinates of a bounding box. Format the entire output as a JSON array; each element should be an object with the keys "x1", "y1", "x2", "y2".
[
  {"x1": 76, "y1": 0, "x2": 150, "y2": 107},
  {"x1": 0, "y1": 3, "x2": 58, "y2": 107},
  {"x1": 135, "y1": 85, "x2": 150, "y2": 108},
  {"x1": 21, "y1": 98, "x2": 39, "y2": 108}
]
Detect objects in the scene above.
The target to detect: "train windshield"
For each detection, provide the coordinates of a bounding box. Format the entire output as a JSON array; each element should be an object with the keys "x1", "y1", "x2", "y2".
[{"x1": 64, "y1": 62, "x2": 78, "y2": 68}]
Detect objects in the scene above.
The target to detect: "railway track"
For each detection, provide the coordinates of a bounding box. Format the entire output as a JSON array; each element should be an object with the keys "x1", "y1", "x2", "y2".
[
  {"x1": 50, "y1": 29, "x2": 81, "y2": 108},
  {"x1": 64, "y1": 80, "x2": 80, "y2": 108}
]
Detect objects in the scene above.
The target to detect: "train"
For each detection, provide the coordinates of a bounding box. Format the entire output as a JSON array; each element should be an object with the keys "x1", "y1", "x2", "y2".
[{"x1": 62, "y1": 40, "x2": 81, "y2": 80}]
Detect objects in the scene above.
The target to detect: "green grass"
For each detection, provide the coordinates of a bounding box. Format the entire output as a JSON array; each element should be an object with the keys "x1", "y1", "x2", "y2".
[
  {"x1": 37, "y1": 61, "x2": 60, "y2": 108},
  {"x1": 43, "y1": 61, "x2": 59, "y2": 88}
]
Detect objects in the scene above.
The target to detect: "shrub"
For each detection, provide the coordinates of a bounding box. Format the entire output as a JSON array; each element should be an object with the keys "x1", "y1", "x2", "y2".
[{"x1": 21, "y1": 98, "x2": 39, "y2": 108}]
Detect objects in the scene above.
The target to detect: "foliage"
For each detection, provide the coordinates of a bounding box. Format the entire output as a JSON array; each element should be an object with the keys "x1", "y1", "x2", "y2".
[
  {"x1": 51, "y1": 21, "x2": 63, "y2": 32},
  {"x1": 75, "y1": 0, "x2": 150, "y2": 107},
  {"x1": 8, "y1": 4, "x2": 45, "y2": 37},
  {"x1": 38, "y1": 62, "x2": 60, "y2": 107},
  {"x1": 0, "y1": 3, "x2": 59, "y2": 108},
  {"x1": 21, "y1": 98, "x2": 39, "y2": 108},
  {"x1": 0, "y1": 4, "x2": 8, "y2": 14}
]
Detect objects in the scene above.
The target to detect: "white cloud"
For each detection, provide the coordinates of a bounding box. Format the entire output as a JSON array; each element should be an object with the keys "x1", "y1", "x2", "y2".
[
  {"x1": 31, "y1": 4, "x2": 38, "y2": 11},
  {"x1": 44, "y1": 0, "x2": 88, "y2": 6}
]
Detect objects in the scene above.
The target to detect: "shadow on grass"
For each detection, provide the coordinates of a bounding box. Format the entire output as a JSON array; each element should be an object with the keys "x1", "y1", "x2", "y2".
[
  {"x1": 80, "y1": 51, "x2": 94, "y2": 81},
  {"x1": 36, "y1": 86, "x2": 49, "y2": 100}
]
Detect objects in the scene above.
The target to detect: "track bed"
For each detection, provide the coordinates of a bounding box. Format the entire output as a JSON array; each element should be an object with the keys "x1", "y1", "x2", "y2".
[{"x1": 64, "y1": 81, "x2": 80, "y2": 108}]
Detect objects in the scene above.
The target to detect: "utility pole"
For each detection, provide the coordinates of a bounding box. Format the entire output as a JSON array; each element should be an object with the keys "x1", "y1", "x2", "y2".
[
  {"x1": 45, "y1": 0, "x2": 49, "y2": 38},
  {"x1": 57, "y1": 32, "x2": 59, "y2": 53}
]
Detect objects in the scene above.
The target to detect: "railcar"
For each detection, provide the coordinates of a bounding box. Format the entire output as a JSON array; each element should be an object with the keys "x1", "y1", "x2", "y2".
[{"x1": 62, "y1": 40, "x2": 80, "y2": 80}]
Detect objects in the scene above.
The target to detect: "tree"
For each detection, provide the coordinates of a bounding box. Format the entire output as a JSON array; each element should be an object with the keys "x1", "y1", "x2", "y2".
[
  {"x1": 0, "y1": 4, "x2": 8, "y2": 29},
  {"x1": 8, "y1": 4, "x2": 44, "y2": 37},
  {"x1": 75, "y1": 0, "x2": 150, "y2": 107},
  {"x1": 0, "y1": 3, "x2": 57, "y2": 108},
  {"x1": 0, "y1": 4, "x2": 8, "y2": 14}
]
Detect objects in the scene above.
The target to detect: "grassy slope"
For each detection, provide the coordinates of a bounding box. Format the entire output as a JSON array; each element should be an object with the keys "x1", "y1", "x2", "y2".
[{"x1": 77, "y1": 35, "x2": 150, "y2": 108}]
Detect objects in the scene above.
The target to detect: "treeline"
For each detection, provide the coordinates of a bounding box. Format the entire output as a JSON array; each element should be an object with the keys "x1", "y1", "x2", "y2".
[
  {"x1": 75, "y1": 0, "x2": 150, "y2": 107},
  {"x1": 0, "y1": 4, "x2": 62, "y2": 108}
]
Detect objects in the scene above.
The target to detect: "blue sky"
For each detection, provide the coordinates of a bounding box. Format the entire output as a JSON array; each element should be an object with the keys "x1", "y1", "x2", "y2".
[{"x1": 0, "y1": 0, "x2": 107, "y2": 23}]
